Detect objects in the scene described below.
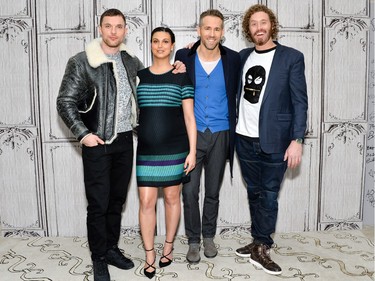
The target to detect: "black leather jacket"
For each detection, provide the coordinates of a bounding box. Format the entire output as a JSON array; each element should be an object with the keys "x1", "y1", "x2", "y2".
[{"x1": 57, "y1": 38, "x2": 144, "y2": 143}]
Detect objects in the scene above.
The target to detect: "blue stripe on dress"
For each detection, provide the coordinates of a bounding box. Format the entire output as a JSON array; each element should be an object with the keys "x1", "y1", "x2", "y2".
[
  {"x1": 137, "y1": 164, "x2": 184, "y2": 177},
  {"x1": 137, "y1": 84, "x2": 194, "y2": 107},
  {"x1": 136, "y1": 152, "x2": 188, "y2": 180}
]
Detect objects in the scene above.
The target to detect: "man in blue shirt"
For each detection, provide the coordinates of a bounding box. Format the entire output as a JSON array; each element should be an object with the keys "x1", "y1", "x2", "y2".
[{"x1": 175, "y1": 9, "x2": 240, "y2": 264}]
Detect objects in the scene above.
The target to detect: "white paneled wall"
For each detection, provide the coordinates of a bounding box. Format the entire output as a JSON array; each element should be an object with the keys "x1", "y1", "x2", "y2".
[
  {"x1": 363, "y1": 0, "x2": 374, "y2": 226},
  {"x1": 0, "y1": 0, "x2": 373, "y2": 238}
]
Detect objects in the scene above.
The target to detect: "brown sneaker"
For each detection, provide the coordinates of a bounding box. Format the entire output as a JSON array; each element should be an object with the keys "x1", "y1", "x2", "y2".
[
  {"x1": 249, "y1": 244, "x2": 282, "y2": 275},
  {"x1": 235, "y1": 242, "x2": 255, "y2": 258}
]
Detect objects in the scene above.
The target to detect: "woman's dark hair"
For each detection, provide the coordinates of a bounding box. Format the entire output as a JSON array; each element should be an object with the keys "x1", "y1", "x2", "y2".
[{"x1": 151, "y1": 27, "x2": 175, "y2": 44}]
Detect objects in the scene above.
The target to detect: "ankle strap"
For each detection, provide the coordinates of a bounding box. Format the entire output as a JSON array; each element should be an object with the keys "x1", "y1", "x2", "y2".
[
  {"x1": 145, "y1": 247, "x2": 154, "y2": 252},
  {"x1": 165, "y1": 240, "x2": 174, "y2": 244}
]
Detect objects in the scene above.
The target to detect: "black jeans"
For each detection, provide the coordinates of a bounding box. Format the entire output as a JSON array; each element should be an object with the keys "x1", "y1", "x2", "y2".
[
  {"x1": 236, "y1": 134, "x2": 287, "y2": 246},
  {"x1": 82, "y1": 131, "x2": 133, "y2": 260}
]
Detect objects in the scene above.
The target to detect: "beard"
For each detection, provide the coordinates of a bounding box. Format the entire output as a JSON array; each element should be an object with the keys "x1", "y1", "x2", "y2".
[
  {"x1": 250, "y1": 30, "x2": 271, "y2": 46},
  {"x1": 254, "y1": 38, "x2": 267, "y2": 46}
]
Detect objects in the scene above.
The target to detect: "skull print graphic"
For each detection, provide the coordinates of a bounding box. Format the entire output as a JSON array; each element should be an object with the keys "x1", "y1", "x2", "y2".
[{"x1": 243, "y1": 65, "x2": 266, "y2": 104}]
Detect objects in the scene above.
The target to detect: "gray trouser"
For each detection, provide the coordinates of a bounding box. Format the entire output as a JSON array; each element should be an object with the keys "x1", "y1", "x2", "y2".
[{"x1": 182, "y1": 129, "x2": 229, "y2": 244}]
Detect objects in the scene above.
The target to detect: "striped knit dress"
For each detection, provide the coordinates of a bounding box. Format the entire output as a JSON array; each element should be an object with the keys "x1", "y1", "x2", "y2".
[{"x1": 136, "y1": 68, "x2": 194, "y2": 187}]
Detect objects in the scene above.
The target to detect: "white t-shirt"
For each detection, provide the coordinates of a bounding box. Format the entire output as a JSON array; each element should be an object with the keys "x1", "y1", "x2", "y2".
[
  {"x1": 236, "y1": 48, "x2": 276, "y2": 137},
  {"x1": 198, "y1": 56, "x2": 220, "y2": 74}
]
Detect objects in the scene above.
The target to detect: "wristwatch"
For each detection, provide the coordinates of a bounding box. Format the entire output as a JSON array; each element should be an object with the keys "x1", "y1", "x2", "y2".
[{"x1": 295, "y1": 138, "x2": 304, "y2": 144}]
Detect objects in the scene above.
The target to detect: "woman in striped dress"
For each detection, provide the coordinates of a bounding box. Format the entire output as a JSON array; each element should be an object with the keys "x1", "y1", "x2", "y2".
[{"x1": 136, "y1": 27, "x2": 196, "y2": 278}]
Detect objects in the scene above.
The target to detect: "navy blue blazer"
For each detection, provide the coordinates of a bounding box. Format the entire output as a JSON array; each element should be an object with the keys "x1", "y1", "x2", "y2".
[
  {"x1": 176, "y1": 41, "x2": 241, "y2": 175},
  {"x1": 238, "y1": 42, "x2": 308, "y2": 153}
]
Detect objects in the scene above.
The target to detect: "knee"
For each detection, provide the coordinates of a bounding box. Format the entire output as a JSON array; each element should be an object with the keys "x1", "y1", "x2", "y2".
[
  {"x1": 164, "y1": 190, "x2": 180, "y2": 206},
  {"x1": 139, "y1": 196, "x2": 156, "y2": 212},
  {"x1": 259, "y1": 191, "x2": 279, "y2": 211},
  {"x1": 182, "y1": 190, "x2": 199, "y2": 205},
  {"x1": 247, "y1": 186, "x2": 260, "y2": 202},
  {"x1": 87, "y1": 197, "x2": 108, "y2": 216}
]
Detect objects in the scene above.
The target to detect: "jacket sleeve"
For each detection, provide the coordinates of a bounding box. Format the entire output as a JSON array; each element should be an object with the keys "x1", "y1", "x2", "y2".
[
  {"x1": 56, "y1": 56, "x2": 91, "y2": 141},
  {"x1": 290, "y1": 51, "x2": 308, "y2": 139},
  {"x1": 175, "y1": 50, "x2": 182, "y2": 62}
]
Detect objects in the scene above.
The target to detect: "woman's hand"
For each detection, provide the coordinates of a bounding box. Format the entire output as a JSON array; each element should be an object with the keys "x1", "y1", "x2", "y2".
[{"x1": 184, "y1": 152, "x2": 196, "y2": 174}]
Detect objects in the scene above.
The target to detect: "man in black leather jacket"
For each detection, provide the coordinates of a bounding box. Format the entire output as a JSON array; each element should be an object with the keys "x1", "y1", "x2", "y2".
[{"x1": 57, "y1": 9, "x2": 141, "y2": 281}]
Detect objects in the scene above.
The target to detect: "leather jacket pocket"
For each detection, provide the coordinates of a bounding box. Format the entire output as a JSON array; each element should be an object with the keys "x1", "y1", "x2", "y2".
[{"x1": 79, "y1": 89, "x2": 98, "y2": 133}]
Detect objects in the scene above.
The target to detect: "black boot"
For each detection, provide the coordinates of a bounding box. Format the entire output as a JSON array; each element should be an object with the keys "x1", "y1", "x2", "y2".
[
  {"x1": 105, "y1": 246, "x2": 135, "y2": 270},
  {"x1": 92, "y1": 257, "x2": 110, "y2": 281}
]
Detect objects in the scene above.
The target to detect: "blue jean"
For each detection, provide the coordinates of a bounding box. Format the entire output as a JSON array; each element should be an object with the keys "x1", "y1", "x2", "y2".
[
  {"x1": 82, "y1": 131, "x2": 133, "y2": 260},
  {"x1": 236, "y1": 134, "x2": 287, "y2": 246}
]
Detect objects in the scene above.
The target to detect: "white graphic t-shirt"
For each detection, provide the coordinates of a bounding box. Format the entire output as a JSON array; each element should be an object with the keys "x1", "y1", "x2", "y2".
[{"x1": 236, "y1": 48, "x2": 276, "y2": 137}]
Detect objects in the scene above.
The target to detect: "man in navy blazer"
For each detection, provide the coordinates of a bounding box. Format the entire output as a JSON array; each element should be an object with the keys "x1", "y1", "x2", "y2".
[
  {"x1": 175, "y1": 9, "x2": 241, "y2": 264},
  {"x1": 235, "y1": 4, "x2": 308, "y2": 275}
]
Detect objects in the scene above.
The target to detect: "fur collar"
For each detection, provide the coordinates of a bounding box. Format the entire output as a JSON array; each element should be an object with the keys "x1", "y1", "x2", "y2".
[{"x1": 86, "y1": 38, "x2": 135, "y2": 68}]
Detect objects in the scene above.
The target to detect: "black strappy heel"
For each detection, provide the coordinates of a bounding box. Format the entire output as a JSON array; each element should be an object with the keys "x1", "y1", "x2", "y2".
[
  {"x1": 159, "y1": 240, "x2": 174, "y2": 268},
  {"x1": 144, "y1": 248, "x2": 156, "y2": 279}
]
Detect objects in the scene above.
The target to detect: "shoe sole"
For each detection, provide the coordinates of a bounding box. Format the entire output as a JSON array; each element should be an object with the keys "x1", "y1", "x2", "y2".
[
  {"x1": 186, "y1": 257, "x2": 201, "y2": 265},
  {"x1": 204, "y1": 252, "x2": 217, "y2": 258},
  {"x1": 235, "y1": 251, "x2": 251, "y2": 258},
  {"x1": 249, "y1": 257, "x2": 282, "y2": 275},
  {"x1": 107, "y1": 261, "x2": 135, "y2": 270}
]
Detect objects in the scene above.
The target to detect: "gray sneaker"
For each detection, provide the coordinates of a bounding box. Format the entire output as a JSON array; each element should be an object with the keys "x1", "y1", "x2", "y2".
[
  {"x1": 186, "y1": 243, "x2": 201, "y2": 264},
  {"x1": 203, "y1": 238, "x2": 217, "y2": 258}
]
